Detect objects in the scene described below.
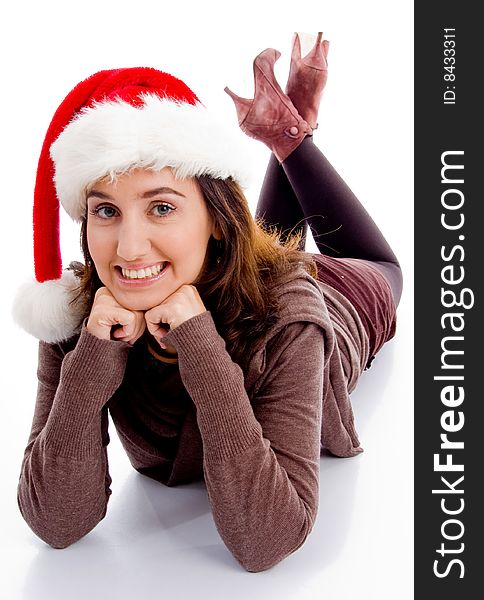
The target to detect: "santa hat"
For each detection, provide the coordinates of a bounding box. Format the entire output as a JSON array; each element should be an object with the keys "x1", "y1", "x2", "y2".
[{"x1": 12, "y1": 67, "x2": 252, "y2": 343}]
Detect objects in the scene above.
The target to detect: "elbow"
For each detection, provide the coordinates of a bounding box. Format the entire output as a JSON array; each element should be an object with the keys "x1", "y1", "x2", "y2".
[
  {"x1": 28, "y1": 518, "x2": 103, "y2": 550},
  {"x1": 239, "y1": 556, "x2": 282, "y2": 573},
  {"x1": 234, "y1": 550, "x2": 279, "y2": 573},
  {"x1": 42, "y1": 533, "x2": 85, "y2": 550},
  {"x1": 19, "y1": 510, "x2": 97, "y2": 550},
  {"x1": 233, "y1": 522, "x2": 313, "y2": 573},
  {"x1": 18, "y1": 493, "x2": 107, "y2": 550},
  {"x1": 236, "y1": 536, "x2": 309, "y2": 573}
]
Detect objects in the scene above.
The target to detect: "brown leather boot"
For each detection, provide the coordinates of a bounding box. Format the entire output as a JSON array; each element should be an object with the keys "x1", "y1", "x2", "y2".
[
  {"x1": 285, "y1": 32, "x2": 330, "y2": 130},
  {"x1": 224, "y1": 48, "x2": 312, "y2": 163}
]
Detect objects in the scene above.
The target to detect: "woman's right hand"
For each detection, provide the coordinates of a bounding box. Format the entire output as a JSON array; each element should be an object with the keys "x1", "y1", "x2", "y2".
[{"x1": 86, "y1": 287, "x2": 146, "y2": 344}]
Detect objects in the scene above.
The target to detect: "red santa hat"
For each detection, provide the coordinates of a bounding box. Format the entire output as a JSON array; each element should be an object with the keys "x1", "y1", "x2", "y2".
[{"x1": 12, "y1": 67, "x2": 252, "y2": 343}]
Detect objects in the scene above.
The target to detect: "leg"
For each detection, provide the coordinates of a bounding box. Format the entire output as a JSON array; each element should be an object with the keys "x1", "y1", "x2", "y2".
[
  {"x1": 255, "y1": 154, "x2": 308, "y2": 250},
  {"x1": 225, "y1": 38, "x2": 402, "y2": 305},
  {"x1": 281, "y1": 137, "x2": 403, "y2": 305}
]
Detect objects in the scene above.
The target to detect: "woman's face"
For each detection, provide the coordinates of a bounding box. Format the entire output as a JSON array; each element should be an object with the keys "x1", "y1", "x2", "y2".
[{"x1": 86, "y1": 167, "x2": 219, "y2": 311}]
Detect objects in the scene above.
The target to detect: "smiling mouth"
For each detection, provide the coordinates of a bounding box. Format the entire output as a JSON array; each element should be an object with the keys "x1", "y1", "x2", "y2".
[{"x1": 117, "y1": 262, "x2": 170, "y2": 280}]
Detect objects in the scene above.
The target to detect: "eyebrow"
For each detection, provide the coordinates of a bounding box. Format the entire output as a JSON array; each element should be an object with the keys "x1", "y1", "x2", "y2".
[{"x1": 86, "y1": 187, "x2": 186, "y2": 200}]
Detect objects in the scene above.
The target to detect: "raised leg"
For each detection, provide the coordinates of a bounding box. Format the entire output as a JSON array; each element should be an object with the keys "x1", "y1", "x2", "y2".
[
  {"x1": 255, "y1": 154, "x2": 308, "y2": 250},
  {"x1": 227, "y1": 36, "x2": 402, "y2": 306},
  {"x1": 255, "y1": 137, "x2": 403, "y2": 305}
]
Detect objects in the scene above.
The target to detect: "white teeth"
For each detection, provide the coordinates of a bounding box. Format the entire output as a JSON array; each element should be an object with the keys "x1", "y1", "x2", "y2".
[{"x1": 121, "y1": 263, "x2": 166, "y2": 279}]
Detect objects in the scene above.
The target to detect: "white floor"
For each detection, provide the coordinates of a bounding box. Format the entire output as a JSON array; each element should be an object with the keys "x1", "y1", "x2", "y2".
[{"x1": 1, "y1": 278, "x2": 413, "y2": 600}]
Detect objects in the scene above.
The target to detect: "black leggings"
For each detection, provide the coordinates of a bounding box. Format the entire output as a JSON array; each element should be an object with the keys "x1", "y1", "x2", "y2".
[{"x1": 255, "y1": 137, "x2": 403, "y2": 306}]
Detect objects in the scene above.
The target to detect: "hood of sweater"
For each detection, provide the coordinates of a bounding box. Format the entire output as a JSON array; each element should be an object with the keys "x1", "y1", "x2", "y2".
[
  {"x1": 239, "y1": 263, "x2": 369, "y2": 459},
  {"x1": 261, "y1": 262, "x2": 336, "y2": 357}
]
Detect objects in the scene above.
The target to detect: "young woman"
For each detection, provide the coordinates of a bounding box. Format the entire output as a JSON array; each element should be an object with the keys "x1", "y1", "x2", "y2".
[{"x1": 13, "y1": 33, "x2": 402, "y2": 572}]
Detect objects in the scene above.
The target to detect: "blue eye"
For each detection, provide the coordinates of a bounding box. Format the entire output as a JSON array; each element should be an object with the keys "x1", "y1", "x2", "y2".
[
  {"x1": 90, "y1": 205, "x2": 117, "y2": 219},
  {"x1": 153, "y1": 203, "x2": 174, "y2": 217}
]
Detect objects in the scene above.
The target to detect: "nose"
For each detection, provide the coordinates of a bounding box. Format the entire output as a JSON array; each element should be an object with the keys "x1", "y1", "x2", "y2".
[{"x1": 116, "y1": 216, "x2": 152, "y2": 261}]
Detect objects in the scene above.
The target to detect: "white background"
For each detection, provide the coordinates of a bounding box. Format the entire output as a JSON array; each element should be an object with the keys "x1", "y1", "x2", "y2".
[{"x1": 0, "y1": 1, "x2": 414, "y2": 598}]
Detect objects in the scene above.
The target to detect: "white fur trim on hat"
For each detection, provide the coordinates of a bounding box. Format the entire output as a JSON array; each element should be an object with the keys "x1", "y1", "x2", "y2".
[
  {"x1": 12, "y1": 271, "x2": 87, "y2": 343},
  {"x1": 50, "y1": 94, "x2": 253, "y2": 222}
]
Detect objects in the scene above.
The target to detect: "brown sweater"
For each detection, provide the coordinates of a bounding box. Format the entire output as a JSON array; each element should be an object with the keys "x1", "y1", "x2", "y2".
[{"x1": 17, "y1": 260, "x2": 393, "y2": 572}]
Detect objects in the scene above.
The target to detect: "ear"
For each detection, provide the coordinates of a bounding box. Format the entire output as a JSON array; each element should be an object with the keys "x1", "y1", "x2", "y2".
[{"x1": 212, "y1": 225, "x2": 223, "y2": 241}]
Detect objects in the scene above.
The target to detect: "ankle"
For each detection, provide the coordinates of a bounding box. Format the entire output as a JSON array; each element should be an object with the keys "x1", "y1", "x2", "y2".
[{"x1": 279, "y1": 134, "x2": 313, "y2": 163}]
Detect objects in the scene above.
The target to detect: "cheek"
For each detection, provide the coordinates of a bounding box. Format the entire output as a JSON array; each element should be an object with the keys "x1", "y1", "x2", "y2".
[
  {"x1": 190, "y1": 214, "x2": 214, "y2": 246},
  {"x1": 86, "y1": 227, "x2": 111, "y2": 269},
  {"x1": 86, "y1": 229, "x2": 98, "y2": 260},
  {"x1": 168, "y1": 223, "x2": 209, "y2": 256}
]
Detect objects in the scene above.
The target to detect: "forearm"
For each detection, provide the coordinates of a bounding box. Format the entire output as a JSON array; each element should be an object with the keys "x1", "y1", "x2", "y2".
[
  {"x1": 203, "y1": 440, "x2": 319, "y2": 572},
  {"x1": 18, "y1": 325, "x2": 131, "y2": 547},
  {"x1": 163, "y1": 313, "x2": 323, "y2": 571},
  {"x1": 18, "y1": 425, "x2": 111, "y2": 548}
]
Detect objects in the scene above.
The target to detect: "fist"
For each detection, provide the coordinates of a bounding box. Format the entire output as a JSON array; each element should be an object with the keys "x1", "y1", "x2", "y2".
[
  {"x1": 86, "y1": 287, "x2": 146, "y2": 345},
  {"x1": 144, "y1": 284, "x2": 207, "y2": 346}
]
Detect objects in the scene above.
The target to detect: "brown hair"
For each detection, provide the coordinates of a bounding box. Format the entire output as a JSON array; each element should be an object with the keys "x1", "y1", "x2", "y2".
[{"x1": 70, "y1": 175, "x2": 318, "y2": 369}]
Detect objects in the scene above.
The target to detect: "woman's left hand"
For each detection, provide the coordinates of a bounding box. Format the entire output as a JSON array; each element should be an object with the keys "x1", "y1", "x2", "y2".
[{"x1": 144, "y1": 284, "x2": 207, "y2": 346}]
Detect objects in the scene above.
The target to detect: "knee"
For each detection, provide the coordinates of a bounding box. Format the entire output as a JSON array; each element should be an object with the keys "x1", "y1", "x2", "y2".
[{"x1": 374, "y1": 260, "x2": 403, "y2": 307}]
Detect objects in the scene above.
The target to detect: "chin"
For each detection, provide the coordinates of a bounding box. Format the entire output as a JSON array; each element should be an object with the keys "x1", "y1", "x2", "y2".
[{"x1": 111, "y1": 290, "x2": 168, "y2": 312}]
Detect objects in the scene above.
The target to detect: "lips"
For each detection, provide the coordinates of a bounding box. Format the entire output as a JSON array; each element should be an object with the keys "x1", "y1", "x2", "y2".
[
  {"x1": 115, "y1": 262, "x2": 170, "y2": 285},
  {"x1": 120, "y1": 262, "x2": 168, "y2": 280}
]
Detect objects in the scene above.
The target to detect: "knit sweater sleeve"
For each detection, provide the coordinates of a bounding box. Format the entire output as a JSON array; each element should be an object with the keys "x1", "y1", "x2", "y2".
[
  {"x1": 162, "y1": 311, "x2": 324, "y2": 572},
  {"x1": 17, "y1": 324, "x2": 131, "y2": 548}
]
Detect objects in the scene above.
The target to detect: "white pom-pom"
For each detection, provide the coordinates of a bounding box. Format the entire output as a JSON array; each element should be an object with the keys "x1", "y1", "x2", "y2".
[{"x1": 12, "y1": 271, "x2": 86, "y2": 343}]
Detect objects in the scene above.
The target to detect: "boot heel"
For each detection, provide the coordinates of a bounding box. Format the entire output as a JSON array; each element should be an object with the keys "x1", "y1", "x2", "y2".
[
  {"x1": 286, "y1": 31, "x2": 330, "y2": 130},
  {"x1": 303, "y1": 32, "x2": 328, "y2": 69}
]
